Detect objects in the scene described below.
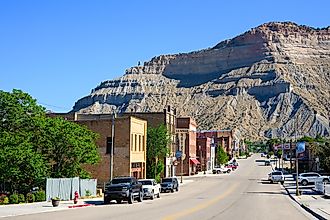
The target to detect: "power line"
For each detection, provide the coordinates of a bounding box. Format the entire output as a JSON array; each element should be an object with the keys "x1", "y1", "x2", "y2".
[{"x1": 38, "y1": 102, "x2": 71, "y2": 111}]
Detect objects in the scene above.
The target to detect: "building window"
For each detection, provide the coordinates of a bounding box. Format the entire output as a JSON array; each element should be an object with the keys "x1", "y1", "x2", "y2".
[
  {"x1": 131, "y1": 134, "x2": 134, "y2": 151},
  {"x1": 142, "y1": 135, "x2": 145, "y2": 151},
  {"x1": 106, "y1": 137, "x2": 113, "y2": 154},
  {"x1": 135, "y1": 134, "x2": 137, "y2": 151},
  {"x1": 139, "y1": 135, "x2": 141, "y2": 151}
]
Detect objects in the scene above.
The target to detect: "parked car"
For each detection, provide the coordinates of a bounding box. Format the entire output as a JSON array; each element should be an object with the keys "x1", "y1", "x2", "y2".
[
  {"x1": 298, "y1": 172, "x2": 330, "y2": 186},
  {"x1": 161, "y1": 177, "x2": 179, "y2": 193},
  {"x1": 225, "y1": 163, "x2": 238, "y2": 171},
  {"x1": 104, "y1": 177, "x2": 143, "y2": 204},
  {"x1": 212, "y1": 166, "x2": 231, "y2": 174},
  {"x1": 268, "y1": 171, "x2": 284, "y2": 184},
  {"x1": 138, "y1": 179, "x2": 161, "y2": 200}
]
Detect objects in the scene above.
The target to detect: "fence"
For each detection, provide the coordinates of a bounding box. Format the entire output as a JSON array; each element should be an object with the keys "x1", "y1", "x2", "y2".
[{"x1": 46, "y1": 178, "x2": 97, "y2": 201}]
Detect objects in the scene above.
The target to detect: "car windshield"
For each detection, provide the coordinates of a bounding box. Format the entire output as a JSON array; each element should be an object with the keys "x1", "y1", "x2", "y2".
[
  {"x1": 111, "y1": 178, "x2": 132, "y2": 184},
  {"x1": 162, "y1": 178, "x2": 172, "y2": 183},
  {"x1": 139, "y1": 180, "x2": 152, "y2": 185}
]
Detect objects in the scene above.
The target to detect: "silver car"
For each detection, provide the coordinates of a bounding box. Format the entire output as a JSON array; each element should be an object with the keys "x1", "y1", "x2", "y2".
[{"x1": 268, "y1": 171, "x2": 284, "y2": 183}]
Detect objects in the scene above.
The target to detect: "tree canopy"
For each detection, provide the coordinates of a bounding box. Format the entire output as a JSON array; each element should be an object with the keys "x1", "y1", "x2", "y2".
[
  {"x1": 217, "y1": 145, "x2": 229, "y2": 165},
  {"x1": 0, "y1": 89, "x2": 100, "y2": 193},
  {"x1": 146, "y1": 124, "x2": 170, "y2": 182}
]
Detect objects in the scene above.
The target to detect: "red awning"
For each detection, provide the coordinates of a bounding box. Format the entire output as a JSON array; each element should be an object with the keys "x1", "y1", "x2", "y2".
[{"x1": 190, "y1": 158, "x2": 200, "y2": 165}]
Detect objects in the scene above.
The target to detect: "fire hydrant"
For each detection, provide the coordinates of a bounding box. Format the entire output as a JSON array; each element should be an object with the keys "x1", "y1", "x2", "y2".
[{"x1": 74, "y1": 191, "x2": 79, "y2": 204}]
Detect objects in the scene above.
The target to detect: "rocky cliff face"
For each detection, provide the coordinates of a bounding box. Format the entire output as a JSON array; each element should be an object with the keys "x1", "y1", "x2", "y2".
[{"x1": 72, "y1": 22, "x2": 330, "y2": 140}]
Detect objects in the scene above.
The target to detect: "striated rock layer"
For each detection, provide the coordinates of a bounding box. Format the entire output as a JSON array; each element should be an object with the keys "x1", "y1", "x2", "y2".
[{"x1": 72, "y1": 22, "x2": 330, "y2": 140}]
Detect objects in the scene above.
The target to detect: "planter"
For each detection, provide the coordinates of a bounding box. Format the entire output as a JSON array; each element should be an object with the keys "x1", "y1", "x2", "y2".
[{"x1": 51, "y1": 199, "x2": 60, "y2": 207}]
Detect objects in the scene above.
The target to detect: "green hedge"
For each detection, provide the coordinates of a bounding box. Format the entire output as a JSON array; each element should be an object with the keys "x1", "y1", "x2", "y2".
[
  {"x1": 26, "y1": 193, "x2": 35, "y2": 203},
  {"x1": 9, "y1": 194, "x2": 19, "y2": 204},
  {"x1": 18, "y1": 194, "x2": 25, "y2": 203},
  {"x1": 34, "y1": 190, "x2": 46, "y2": 202},
  {"x1": 0, "y1": 195, "x2": 9, "y2": 205}
]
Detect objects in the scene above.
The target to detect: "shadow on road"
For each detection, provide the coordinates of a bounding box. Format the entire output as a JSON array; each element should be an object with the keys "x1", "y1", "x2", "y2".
[{"x1": 84, "y1": 200, "x2": 107, "y2": 206}]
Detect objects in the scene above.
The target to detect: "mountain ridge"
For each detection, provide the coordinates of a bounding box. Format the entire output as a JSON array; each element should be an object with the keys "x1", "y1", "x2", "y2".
[{"x1": 72, "y1": 22, "x2": 330, "y2": 140}]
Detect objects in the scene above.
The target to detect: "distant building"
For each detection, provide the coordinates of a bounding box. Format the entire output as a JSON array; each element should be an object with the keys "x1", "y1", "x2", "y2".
[
  {"x1": 176, "y1": 117, "x2": 199, "y2": 176},
  {"x1": 196, "y1": 137, "x2": 212, "y2": 172},
  {"x1": 123, "y1": 106, "x2": 177, "y2": 177},
  {"x1": 196, "y1": 129, "x2": 237, "y2": 161},
  {"x1": 48, "y1": 113, "x2": 147, "y2": 185}
]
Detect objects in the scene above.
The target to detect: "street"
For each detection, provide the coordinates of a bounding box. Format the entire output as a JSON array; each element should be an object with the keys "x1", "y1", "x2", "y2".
[{"x1": 4, "y1": 154, "x2": 314, "y2": 220}]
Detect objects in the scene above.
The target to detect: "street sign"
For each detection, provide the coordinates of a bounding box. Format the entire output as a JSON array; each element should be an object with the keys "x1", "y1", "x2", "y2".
[
  {"x1": 296, "y1": 142, "x2": 305, "y2": 154},
  {"x1": 175, "y1": 151, "x2": 182, "y2": 159}
]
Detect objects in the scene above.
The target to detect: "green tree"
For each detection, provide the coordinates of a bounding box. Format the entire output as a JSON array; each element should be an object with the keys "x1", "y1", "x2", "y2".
[
  {"x1": 146, "y1": 125, "x2": 170, "y2": 181},
  {"x1": 37, "y1": 117, "x2": 100, "y2": 178},
  {"x1": 0, "y1": 89, "x2": 100, "y2": 193},
  {"x1": 217, "y1": 145, "x2": 229, "y2": 165}
]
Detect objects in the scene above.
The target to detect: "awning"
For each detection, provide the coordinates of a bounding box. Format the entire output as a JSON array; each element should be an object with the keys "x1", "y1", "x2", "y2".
[{"x1": 190, "y1": 158, "x2": 200, "y2": 165}]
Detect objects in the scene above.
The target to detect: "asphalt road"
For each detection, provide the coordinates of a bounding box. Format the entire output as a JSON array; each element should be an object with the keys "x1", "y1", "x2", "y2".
[{"x1": 6, "y1": 154, "x2": 314, "y2": 220}]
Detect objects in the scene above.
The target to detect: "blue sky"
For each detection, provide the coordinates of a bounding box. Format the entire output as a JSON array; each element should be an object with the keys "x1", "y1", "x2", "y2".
[{"x1": 1, "y1": 0, "x2": 329, "y2": 112}]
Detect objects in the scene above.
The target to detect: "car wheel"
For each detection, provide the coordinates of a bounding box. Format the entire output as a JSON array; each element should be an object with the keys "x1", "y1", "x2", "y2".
[
  {"x1": 270, "y1": 180, "x2": 273, "y2": 184},
  {"x1": 301, "y1": 180, "x2": 308, "y2": 186},
  {"x1": 116, "y1": 199, "x2": 121, "y2": 204},
  {"x1": 104, "y1": 197, "x2": 110, "y2": 204},
  {"x1": 150, "y1": 191, "x2": 154, "y2": 200},
  {"x1": 137, "y1": 191, "x2": 143, "y2": 202},
  {"x1": 227, "y1": 170, "x2": 231, "y2": 174},
  {"x1": 176, "y1": 187, "x2": 179, "y2": 192},
  {"x1": 171, "y1": 188, "x2": 174, "y2": 193},
  {"x1": 128, "y1": 193, "x2": 134, "y2": 204},
  {"x1": 217, "y1": 170, "x2": 221, "y2": 174},
  {"x1": 157, "y1": 192, "x2": 160, "y2": 198}
]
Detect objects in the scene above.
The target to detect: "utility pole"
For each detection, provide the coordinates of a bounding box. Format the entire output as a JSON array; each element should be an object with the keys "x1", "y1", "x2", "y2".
[
  {"x1": 110, "y1": 113, "x2": 116, "y2": 181},
  {"x1": 295, "y1": 116, "x2": 300, "y2": 196}
]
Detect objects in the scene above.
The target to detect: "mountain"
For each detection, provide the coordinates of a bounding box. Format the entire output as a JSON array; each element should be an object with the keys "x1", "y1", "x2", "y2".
[{"x1": 72, "y1": 22, "x2": 330, "y2": 140}]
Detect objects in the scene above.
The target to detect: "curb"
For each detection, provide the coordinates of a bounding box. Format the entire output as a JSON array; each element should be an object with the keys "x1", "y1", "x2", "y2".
[
  {"x1": 283, "y1": 186, "x2": 327, "y2": 220},
  {"x1": 68, "y1": 204, "x2": 94, "y2": 208}
]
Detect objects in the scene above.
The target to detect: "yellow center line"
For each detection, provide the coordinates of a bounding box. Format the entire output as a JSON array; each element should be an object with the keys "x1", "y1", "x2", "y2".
[{"x1": 162, "y1": 182, "x2": 239, "y2": 220}]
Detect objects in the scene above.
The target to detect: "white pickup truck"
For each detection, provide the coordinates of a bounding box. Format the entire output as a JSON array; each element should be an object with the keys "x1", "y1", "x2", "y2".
[
  {"x1": 212, "y1": 166, "x2": 231, "y2": 174},
  {"x1": 138, "y1": 179, "x2": 161, "y2": 200}
]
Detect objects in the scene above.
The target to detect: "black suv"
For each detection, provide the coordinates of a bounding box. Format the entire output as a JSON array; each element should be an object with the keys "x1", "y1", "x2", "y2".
[
  {"x1": 161, "y1": 177, "x2": 179, "y2": 193},
  {"x1": 104, "y1": 177, "x2": 143, "y2": 204}
]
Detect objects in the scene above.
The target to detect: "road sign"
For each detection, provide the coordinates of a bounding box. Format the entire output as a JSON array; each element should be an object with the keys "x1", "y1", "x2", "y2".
[{"x1": 175, "y1": 151, "x2": 182, "y2": 159}]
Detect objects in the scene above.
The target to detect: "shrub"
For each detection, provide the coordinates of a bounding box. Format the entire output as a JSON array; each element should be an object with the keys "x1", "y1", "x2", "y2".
[
  {"x1": 0, "y1": 195, "x2": 9, "y2": 205},
  {"x1": 26, "y1": 193, "x2": 35, "y2": 203},
  {"x1": 85, "y1": 189, "x2": 91, "y2": 197},
  {"x1": 18, "y1": 194, "x2": 25, "y2": 203},
  {"x1": 9, "y1": 194, "x2": 19, "y2": 204},
  {"x1": 34, "y1": 190, "x2": 46, "y2": 202}
]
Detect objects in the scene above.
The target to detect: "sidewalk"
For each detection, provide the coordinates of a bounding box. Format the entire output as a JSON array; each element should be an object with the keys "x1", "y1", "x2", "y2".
[
  {"x1": 0, "y1": 198, "x2": 96, "y2": 218},
  {"x1": 283, "y1": 180, "x2": 330, "y2": 220}
]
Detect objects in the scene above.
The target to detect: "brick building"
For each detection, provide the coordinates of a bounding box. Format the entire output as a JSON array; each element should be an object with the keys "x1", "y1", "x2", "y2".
[
  {"x1": 48, "y1": 113, "x2": 147, "y2": 185},
  {"x1": 196, "y1": 137, "x2": 212, "y2": 172},
  {"x1": 123, "y1": 106, "x2": 177, "y2": 177},
  {"x1": 176, "y1": 117, "x2": 199, "y2": 176},
  {"x1": 197, "y1": 130, "x2": 235, "y2": 162}
]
